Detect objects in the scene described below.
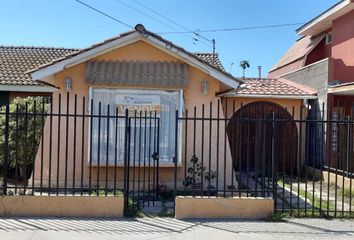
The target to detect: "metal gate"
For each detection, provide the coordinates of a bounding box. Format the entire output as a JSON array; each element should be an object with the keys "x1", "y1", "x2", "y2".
[{"x1": 123, "y1": 113, "x2": 160, "y2": 216}]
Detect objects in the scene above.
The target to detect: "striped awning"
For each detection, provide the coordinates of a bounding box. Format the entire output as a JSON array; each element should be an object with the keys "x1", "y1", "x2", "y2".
[{"x1": 85, "y1": 60, "x2": 189, "y2": 88}]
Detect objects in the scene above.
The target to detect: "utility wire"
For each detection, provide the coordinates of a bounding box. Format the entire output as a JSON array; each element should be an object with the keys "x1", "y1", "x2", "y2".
[
  {"x1": 73, "y1": 0, "x2": 133, "y2": 29},
  {"x1": 131, "y1": 0, "x2": 213, "y2": 44},
  {"x1": 112, "y1": 0, "x2": 182, "y2": 34},
  {"x1": 111, "y1": 0, "x2": 211, "y2": 47},
  {"x1": 158, "y1": 22, "x2": 305, "y2": 34},
  {"x1": 73, "y1": 0, "x2": 213, "y2": 48}
]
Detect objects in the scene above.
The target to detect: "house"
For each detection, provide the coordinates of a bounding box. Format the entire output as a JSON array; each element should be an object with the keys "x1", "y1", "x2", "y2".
[
  {"x1": 0, "y1": 24, "x2": 314, "y2": 192},
  {"x1": 0, "y1": 46, "x2": 77, "y2": 106},
  {"x1": 269, "y1": 0, "x2": 354, "y2": 117},
  {"x1": 268, "y1": 0, "x2": 354, "y2": 170}
]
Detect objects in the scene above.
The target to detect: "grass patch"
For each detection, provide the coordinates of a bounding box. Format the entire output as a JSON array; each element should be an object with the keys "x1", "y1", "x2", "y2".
[
  {"x1": 91, "y1": 189, "x2": 123, "y2": 196},
  {"x1": 278, "y1": 179, "x2": 336, "y2": 212},
  {"x1": 341, "y1": 188, "x2": 354, "y2": 199},
  {"x1": 264, "y1": 212, "x2": 287, "y2": 222}
]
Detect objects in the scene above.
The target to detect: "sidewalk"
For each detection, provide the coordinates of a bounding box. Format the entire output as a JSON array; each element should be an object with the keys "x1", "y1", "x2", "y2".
[{"x1": 0, "y1": 217, "x2": 353, "y2": 240}]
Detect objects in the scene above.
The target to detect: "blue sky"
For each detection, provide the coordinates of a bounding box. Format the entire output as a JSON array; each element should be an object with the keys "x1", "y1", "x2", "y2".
[{"x1": 1, "y1": 0, "x2": 338, "y2": 77}]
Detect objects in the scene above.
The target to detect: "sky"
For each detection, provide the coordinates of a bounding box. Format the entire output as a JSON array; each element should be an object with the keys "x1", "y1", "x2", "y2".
[{"x1": 0, "y1": 0, "x2": 339, "y2": 77}]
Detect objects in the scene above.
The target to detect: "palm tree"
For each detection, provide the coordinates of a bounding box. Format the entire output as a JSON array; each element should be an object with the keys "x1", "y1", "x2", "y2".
[{"x1": 239, "y1": 60, "x2": 250, "y2": 78}]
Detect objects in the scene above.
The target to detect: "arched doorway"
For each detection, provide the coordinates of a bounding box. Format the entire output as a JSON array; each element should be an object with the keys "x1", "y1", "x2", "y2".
[{"x1": 227, "y1": 101, "x2": 298, "y2": 176}]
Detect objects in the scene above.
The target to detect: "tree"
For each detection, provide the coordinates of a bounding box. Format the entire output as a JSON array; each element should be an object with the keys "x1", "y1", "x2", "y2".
[
  {"x1": 239, "y1": 60, "x2": 250, "y2": 78},
  {"x1": 0, "y1": 97, "x2": 49, "y2": 180}
]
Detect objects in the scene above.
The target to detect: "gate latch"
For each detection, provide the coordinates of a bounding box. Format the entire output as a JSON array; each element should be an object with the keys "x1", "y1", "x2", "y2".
[{"x1": 152, "y1": 152, "x2": 159, "y2": 161}]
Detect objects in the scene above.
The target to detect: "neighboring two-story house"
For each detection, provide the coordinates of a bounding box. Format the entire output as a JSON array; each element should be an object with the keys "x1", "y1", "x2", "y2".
[
  {"x1": 268, "y1": 0, "x2": 354, "y2": 170},
  {"x1": 269, "y1": 0, "x2": 354, "y2": 117}
]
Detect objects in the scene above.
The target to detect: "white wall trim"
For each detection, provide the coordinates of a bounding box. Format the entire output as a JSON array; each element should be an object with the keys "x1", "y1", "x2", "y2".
[
  {"x1": 0, "y1": 85, "x2": 57, "y2": 92},
  {"x1": 219, "y1": 93, "x2": 317, "y2": 100},
  {"x1": 178, "y1": 89, "x2": 184, "y2": 165},
  {"x1": 297, "y1": 0, "x2": 353, "y2": 36}
]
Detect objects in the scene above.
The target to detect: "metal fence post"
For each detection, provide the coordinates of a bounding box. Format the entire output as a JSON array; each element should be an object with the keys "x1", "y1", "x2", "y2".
[
  {"x1": 123, "y1": 108, "x2": 129, "y2": 216},
  {"x1": 271, "y1": 111, "x2": 277, "y2": 212},
  {"x1": 174, "y1": 110, "x2": 179, "y2": 206},
  {"x1": 2, "y1": 104, "x2": 9, "y2": 195}
]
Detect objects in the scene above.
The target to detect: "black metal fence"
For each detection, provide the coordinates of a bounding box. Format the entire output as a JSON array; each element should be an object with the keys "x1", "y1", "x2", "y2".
[
  {"x1": 0, "y1": 95, "x2": 126, "y2": 197},
  {"x1": 0, "y1": 95, "x2": 353, "y2": 218},
  {"x1": 175, "y1": 99, "x2": 354, "y2": 217}
]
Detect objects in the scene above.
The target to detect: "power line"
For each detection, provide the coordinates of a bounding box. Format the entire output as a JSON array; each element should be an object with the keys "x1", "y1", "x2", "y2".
[
  {"x1": 73, "y1": 0, "x2": 133, "y2": 29},
  {"x1": 111, "y1": 0, "x2": 212, "y2": 47},
  {"x1": 112, "y1": 0, "x2": 181, "y2": 33},
  {"x1": 130, "y1": 0, "x2": 213, "y2": 44},
  {"x1": 158, "y1": 22, "x2": 305, "y2": 34}
]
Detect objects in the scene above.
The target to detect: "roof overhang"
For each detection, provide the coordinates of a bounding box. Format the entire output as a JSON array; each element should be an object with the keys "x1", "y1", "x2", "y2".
[
  {"x1": 30, "y1": 31, "x2": 240, "y2": 89},
  {"x1": 297, "y1": 0, "x2": 354, "y2": 36},
  {"x1": 0, "y1": 84, "x2": 57, "y2": 92},
  {"x1": 217, "y1": 92, "x2": 317, "y2": 100},
  {"x1": 328, "y1": 82, "x2": 354, "y2": 95}
]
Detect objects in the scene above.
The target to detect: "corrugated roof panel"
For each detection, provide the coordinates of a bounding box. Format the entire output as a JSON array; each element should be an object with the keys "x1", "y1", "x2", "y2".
[{"x1": 85, "y1": 60, "x2": 189, "y2": 88}]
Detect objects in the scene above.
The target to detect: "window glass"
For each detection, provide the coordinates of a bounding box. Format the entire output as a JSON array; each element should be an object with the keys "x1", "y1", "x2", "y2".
[{"x1": 90, "y1": 89, "x2": 181, "y2": 164}]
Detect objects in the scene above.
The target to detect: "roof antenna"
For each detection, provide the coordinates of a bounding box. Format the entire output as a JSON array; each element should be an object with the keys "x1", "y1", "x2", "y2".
[{"x1": 212, "y1": 39, "x2": 216, "y2": 65}]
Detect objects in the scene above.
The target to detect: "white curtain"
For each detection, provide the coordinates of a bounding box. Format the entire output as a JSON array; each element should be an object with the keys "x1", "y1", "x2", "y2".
[{"x1": 90, "y1": 89, "x2": 181, "y2": 165}]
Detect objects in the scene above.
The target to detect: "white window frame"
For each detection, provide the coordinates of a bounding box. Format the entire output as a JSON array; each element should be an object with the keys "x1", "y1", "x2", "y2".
[{"x1": 87, "y1": 87, "x2": 183, "y2": 166}]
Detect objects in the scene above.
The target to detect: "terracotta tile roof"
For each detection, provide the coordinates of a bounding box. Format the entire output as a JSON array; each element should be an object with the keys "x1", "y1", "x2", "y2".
[
  {"x1": 27, "y1": 27, "x2": 240, "y2": 83},
  {"x1": 194, "y1": 53, "x2": 225, "y2": 71},
  {"x1": 269, "y1": 34, "x2": 325, "y2": 73},
  {"x1": 230, "y1": 78, "x2": 317, "y2": 96},
  {"x1": 0, "y1": 46, "x2": 77, "y2": 86}
]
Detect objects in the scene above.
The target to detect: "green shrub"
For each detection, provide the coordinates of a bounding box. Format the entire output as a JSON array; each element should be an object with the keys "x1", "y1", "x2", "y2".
[{"x1": 0, "y1": 97, "x2": 48, "y2": 180}]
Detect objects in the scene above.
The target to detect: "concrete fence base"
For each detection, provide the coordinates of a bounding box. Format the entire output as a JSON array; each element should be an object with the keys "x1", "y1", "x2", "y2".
[
  {"x1": 175, "y1": 196, "x2": 274, "y2": 219},
  {"x1": 0, "y1": 196, "x2": 124, "y2": 217}
]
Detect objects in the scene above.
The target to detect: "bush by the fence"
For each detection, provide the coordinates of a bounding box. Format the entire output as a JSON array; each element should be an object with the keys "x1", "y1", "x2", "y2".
[{"x1": 0, "y1": 97, "x2": 48, "y2": 180}]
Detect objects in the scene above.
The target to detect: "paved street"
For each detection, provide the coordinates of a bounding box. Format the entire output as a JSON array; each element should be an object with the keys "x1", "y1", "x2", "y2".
[{"x1": 0, "y1": 217, "x2": 354, "y2": 240}]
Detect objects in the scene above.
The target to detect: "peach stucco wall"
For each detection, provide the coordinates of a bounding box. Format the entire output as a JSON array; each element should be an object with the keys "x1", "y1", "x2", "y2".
[
  {"x1": 32, "y1": 40, "x2": 234, "y2": 190},
  {"x1": 175, "y1": 196, "x2": 274, "y2": 219},
  {"x1": 0, "y1": 196, "x2": 123, "y2": 217}
]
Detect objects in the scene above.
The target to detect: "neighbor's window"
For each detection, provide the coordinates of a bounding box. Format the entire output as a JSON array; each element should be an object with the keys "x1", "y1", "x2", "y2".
[
  {"x1": 89, "y1": 88, "x2": 182, "y2": 165},
  {"x1": 326, "y1": 33, "x2": 333, "y2": 45}
]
